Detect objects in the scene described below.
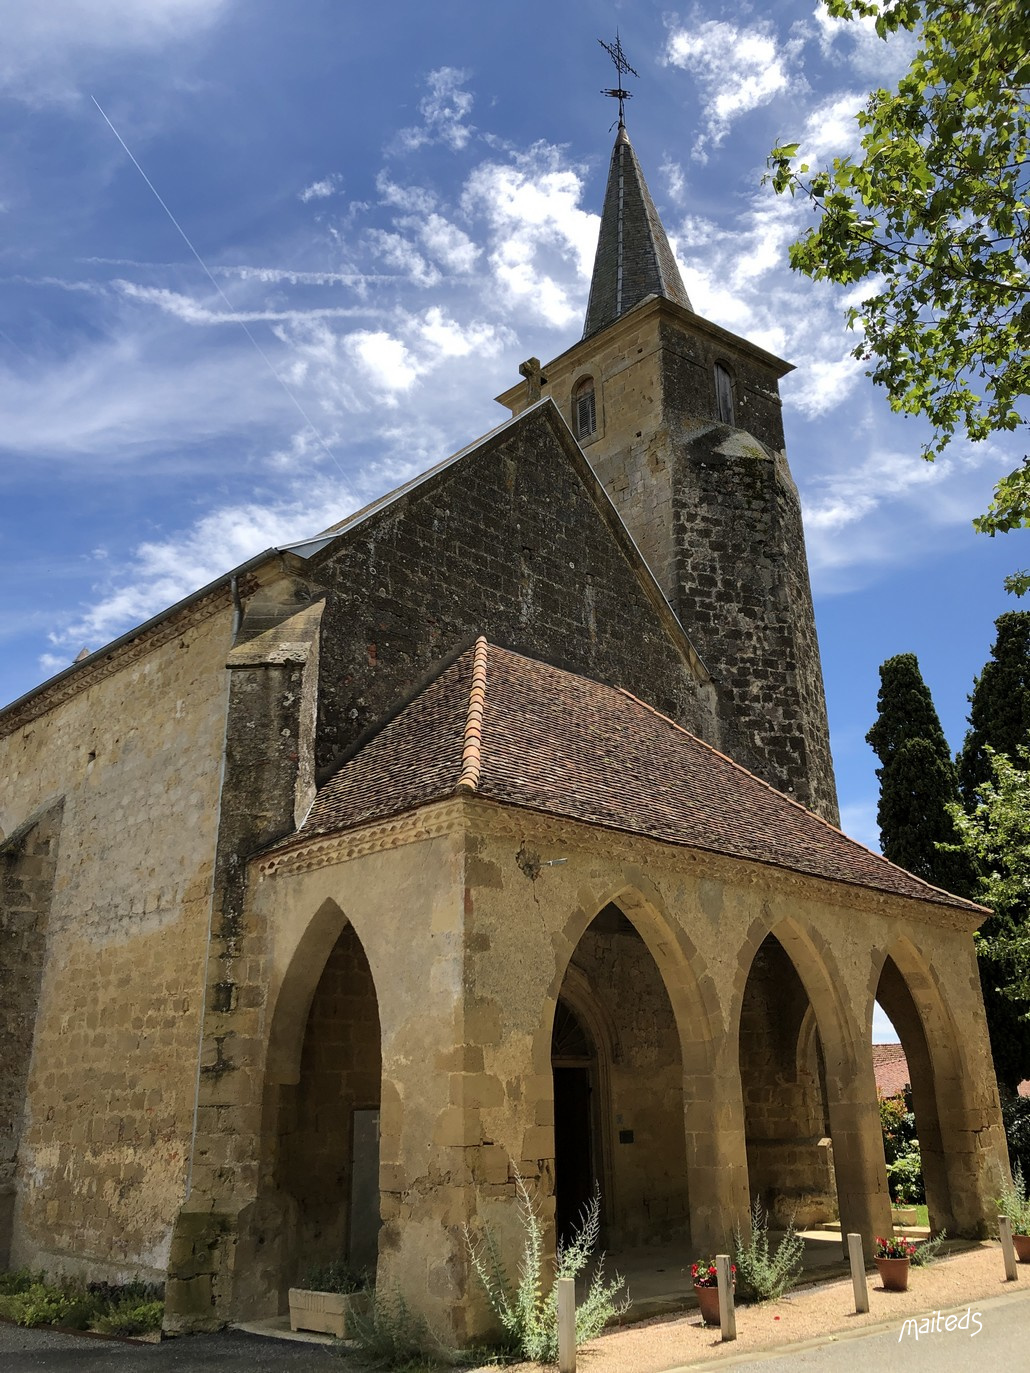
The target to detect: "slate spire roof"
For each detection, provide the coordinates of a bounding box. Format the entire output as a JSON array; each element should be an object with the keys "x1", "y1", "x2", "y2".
[
  {"x1": 582, "y1": 124, "x2": 693, "y2": 340},
  {"x1": 286, "y1": 640, "x2": 983, "y2": 918}
]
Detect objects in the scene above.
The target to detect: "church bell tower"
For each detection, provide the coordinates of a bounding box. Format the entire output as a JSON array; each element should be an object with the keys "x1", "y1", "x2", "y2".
[{"x1": 497, "y1": 116, "x2": 839, "y2": 825}]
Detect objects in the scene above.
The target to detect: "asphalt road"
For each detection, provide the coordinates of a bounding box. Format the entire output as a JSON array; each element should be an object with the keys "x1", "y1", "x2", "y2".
[
  {"x1": 669, "y1": 1286, "x2": 1030, "y2": 1371},
  {"x1": 3, "y1": 1287, "x2": 1029, "y2": 1373},
  {"x1": 0, "y1": 1325, "x2": 341, "y2": 1371}
]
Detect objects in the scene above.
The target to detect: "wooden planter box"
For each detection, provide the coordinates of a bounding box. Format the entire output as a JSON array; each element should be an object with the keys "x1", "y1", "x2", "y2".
[{"x1": 288, "y1": 1287, "x2": 368, "y2": 1338}]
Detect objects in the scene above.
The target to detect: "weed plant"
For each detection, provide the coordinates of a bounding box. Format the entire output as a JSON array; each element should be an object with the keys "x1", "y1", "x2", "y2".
[
  {"x1": 348, "y1": 1282, "x2": 441, "y2": 1370},
  {"x1": 465, "y1": 1167, "x2": 627, "y2": 1362},
  {"x1": 997, "y1": 1163, "x2": 1030, "y2": 1234},
  {"x1": 733, "y1": 1199, "x2": 805, "y2": 1301},
  {"x1": 910, "y1": 1230, "x2": 947, "y2": 1266}
]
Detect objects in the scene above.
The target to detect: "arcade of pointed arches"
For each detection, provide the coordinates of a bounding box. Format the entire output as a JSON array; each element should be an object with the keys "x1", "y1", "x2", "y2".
[{"x1": 228, "y1": 874, "x2": 997, "y2": 1336}]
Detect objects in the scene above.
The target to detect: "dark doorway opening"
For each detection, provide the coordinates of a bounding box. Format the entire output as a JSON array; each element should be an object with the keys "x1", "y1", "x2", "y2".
[
  {"x1": 552, "y1": 998, "x2": 597, "y2": 1246},
  {"x1": 553, "y1": 1064, "x2": 594, "y2": 1244}
]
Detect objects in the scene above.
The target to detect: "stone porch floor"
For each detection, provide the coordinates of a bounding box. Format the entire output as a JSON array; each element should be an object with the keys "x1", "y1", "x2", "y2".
[{"x1": 604, "y1": 1222, "x2": 934, "y2": 1321}]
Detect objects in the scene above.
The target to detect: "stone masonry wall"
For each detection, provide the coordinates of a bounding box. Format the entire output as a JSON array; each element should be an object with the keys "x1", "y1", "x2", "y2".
[
  {"x1": 498, "y1": 301, "x2": 839, "y2": 823},
  {"x1": 0, "y1": 602, "x2": 233, "y2": 1279},
  {"x1": 670, "y1": 426, "x2": 838, "y2": 820},
  {"x1": 311, "y1": 405, "x2": 718, "y2": 777}
]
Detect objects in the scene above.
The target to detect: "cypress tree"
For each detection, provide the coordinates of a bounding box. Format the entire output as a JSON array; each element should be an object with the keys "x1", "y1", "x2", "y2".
[
  {"x1": 955, "y1": 612, "x2": 1030, "y2": 1094},
  {"x1": 865, "y1": 653, "x2": 971, "y2": 893},
  {"x1": 957, "y1": 611, "x2": 1030, "y2": 806}
]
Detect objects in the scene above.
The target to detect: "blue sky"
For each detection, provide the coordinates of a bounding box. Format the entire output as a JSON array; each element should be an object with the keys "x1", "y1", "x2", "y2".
[{"x1": 1, "y1": 3, "x2": 1021, "y2": 1036}]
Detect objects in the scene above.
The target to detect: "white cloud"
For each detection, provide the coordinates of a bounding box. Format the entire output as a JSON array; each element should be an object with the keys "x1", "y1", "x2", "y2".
[
  {"x1": 414, "y1": 306, "x2": 507, "y2": 362},
  {"x1": 805, "y1": 444, "x2": 948, "y2": 536},
  {"x1": 0, "y1": 0, "x2": 230, "y2": 103},
  {"x1": 219, "y1": 265, "x2": 387, "y2": 287},
  {"x1": 395, "y1": 68, "x2": 474, "y2": 153},
  {"x1": 799, "y1": 427, "x2": 1014, "y2": 591},
  {"x1": 788, "y1": 355, "x2": 864, "y2": 417},
  {"x1": 49, "y1": 474, "x2": 359, "y2": 651},
  {"x1": 661, "y1": 159, "x2": 686, "y2": 205},
  {"x1": 810, "y1": 3, "x2": 918, "y2": 81},
  {"x1": 346, "y1": 330, "x2": 419, "y2": 396},
  {"x1": 299, "y1": 173, "x2": 344, "y2": 203},
  {"x1": 794, "y1": 92, "x2": 866, "y2": 165},
  {"x1": 664, "y1": 19, "x2": 800, "y2": 158},
  {"x1": 462, "y1": 145, "x2": 598, "y2": 328},
  {"x1": 115, "y1": 280, "x2": 377, "y2": 325},
  {"x1": 418, "y1": 214, "x2": 480, "y2": 274},
  {"x1": 366, "y1": 231, "x2": 441, "y2": 288},
  {"x1": 0, "y1": 329, "x2": 286, "y2": 460},
  {"x1": 376, "y1": 175, "x2": 438, "y2": 215}
]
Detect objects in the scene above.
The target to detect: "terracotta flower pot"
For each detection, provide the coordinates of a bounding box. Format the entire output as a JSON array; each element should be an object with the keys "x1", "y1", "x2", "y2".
[
  {"x1": 1013, "y1": 1234, "x2": 1030, "y2": 1263},
  {"x1": 875, "y1": 1256, "x2": 910, "y2": 1292},
  {"x1": 694, "y1": 1282, "x2": 722, "y2": 1325}
]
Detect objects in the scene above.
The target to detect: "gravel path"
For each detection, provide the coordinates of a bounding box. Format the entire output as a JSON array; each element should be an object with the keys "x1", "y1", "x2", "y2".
[{"x1": 466, "y1": 1243, "x2": 1028, "y2": 1373}]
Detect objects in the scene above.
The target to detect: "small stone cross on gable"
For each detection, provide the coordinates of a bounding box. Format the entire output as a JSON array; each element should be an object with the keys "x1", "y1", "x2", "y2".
[{"x1": 518, "y1": 356, "x2": 548, "y2": 401}]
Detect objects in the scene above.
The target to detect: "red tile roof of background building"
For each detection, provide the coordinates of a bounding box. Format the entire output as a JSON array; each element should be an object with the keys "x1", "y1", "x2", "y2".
[{"x1": 872, "y1": 1043, "x2": 911, "y2": 1099}]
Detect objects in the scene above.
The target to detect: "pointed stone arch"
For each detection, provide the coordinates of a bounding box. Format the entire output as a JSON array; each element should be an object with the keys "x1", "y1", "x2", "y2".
[
  {"x1": 732, "y1": 916, "x2": 856, "y2": 1073},
  {"x1": 242, "y1": 898, "x2": 385, "y2": 1308},
  {"x1": 734, "y1": 919, "x2": 847, "y2": 1228},
  {"x1": 266, "y1": 896, "x2": 352, "y2": 1084},
  {"x1": 553, "y1": 877, "x2": 722, "y2": 1076},
  {"x1": 870, "y1": 936, "x2": 991, "y2": 1235},
  {"x1": 538, "y1": 879, "x2": 745, "y2": 1252}
]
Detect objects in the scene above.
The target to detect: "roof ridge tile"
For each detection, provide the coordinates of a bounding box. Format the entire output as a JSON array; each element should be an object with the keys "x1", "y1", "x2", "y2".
[{"x1": 456, "y1": 637, "x2": 489, "y2": 792}]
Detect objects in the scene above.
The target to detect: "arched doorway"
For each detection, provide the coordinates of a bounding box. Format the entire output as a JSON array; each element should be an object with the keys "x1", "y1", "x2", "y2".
[
  {"x1": 738, "y1": 934, "x2": 837, "y2": 1226},
  {"x1": 551, "y1": 902, "x2": 689, "y2": 1250},
  {"x1": 276, "y1": 921, "x2": 383, "y2": 1276},
  {"x1": 551, "y1": 999, "x2": 599, "y2": 1244}
]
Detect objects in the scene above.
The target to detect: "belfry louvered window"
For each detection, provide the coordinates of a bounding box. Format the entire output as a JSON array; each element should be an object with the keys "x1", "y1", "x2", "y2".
[
  {"x1": 573, "y1": 377, "x2": 597, "y2": 439},
  {"x1": 715, "y1": 363, "x2": 735, "y2": 426}
]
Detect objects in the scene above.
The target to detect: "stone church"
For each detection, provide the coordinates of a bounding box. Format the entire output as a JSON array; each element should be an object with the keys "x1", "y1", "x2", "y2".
[{"x1": 0, "y1": 116, "x2": 1009, "y2": 1343}]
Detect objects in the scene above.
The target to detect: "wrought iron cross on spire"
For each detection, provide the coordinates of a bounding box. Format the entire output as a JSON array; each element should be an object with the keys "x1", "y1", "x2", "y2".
[{"x1": 599, "y1": 31, "x2": 639, "y2": 128}]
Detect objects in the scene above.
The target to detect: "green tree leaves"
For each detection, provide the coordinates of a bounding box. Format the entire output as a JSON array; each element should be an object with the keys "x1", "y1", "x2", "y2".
[
  {"x1": 768, "y1": 0, "x2": 1028, "y2": 537},
  {"x1": 948, "y1": 747, "x2": 1030, "y2": 1091}
]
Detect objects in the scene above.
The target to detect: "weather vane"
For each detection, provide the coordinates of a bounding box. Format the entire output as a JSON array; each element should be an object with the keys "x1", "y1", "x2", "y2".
[{"x1": 599, "y1": 31, "x2": 639, "y2": 128}]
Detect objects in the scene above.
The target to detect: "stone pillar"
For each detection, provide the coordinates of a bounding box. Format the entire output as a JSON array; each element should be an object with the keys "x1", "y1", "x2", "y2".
[
  {"x1": 684, "y1": 1048, "x2": 751, "y2": 1251},
  {"x1": 377, "y1": 1044, "x2": 495, "y2": 1348},
  {"x1": 823, "y1": 1057, "x2": 892, "y2": 1252},
  {"x1": 928, "y1": 954, "x2": 1010, "y2": 1237}
]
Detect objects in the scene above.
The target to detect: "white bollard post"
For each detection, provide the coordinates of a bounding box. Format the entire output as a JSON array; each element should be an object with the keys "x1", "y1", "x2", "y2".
[
  {"x1": 999, "y1": 1215, "x2": 1019, "y2": 1282},
  {"x1": 716, "y1": 1254, "x2": 736, "y2": 1342},
  {"x1": 847, "y1": 1232, "x2": 869, "y2": 1313},
  {"x1": 557, "y1": 1275, "x2": 576, "y2": 1373}
]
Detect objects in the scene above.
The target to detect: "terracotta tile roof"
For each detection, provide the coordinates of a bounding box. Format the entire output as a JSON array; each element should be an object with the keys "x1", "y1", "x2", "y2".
[
  {"x1": 294, "y1": 640, "x2": 985, "y2": 915},
  {"x1": 872, "y1": 1043, "x2": 911, "y2": 1099}
]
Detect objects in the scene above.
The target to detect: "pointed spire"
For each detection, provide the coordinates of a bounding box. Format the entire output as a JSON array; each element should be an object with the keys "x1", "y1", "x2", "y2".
[{"x1": 582, "y1": 125, "x2": 692, "y2": 339}]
